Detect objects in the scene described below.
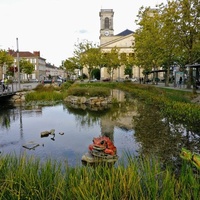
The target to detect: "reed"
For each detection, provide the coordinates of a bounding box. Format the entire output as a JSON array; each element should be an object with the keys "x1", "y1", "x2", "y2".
[
  {"x1": 0, "y1": 153, "x2": 199, "y2": 199},
  {"x1": 25, "y1": 90, "x2": 65, "y2": 102}
]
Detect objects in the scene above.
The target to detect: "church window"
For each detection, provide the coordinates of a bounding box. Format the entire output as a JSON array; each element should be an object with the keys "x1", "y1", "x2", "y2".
[{"x1": 105, "y1": 17, "x2": 109, "y2": 29}]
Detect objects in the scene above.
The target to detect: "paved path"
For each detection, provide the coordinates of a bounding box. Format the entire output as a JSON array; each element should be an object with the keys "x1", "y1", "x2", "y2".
[{"x1": 152, "y1": 82, "x2": 200, "y2": 93}]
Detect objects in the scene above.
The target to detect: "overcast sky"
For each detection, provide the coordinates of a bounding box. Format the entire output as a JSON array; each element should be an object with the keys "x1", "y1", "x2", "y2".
[{"x1": 0, "y1": 0, "x2": 165, "y2": 67}]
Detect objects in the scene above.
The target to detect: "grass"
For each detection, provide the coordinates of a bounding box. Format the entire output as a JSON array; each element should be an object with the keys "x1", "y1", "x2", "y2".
[{"x1": 0, "y1": 153, "x2": 199, "y2": 199}]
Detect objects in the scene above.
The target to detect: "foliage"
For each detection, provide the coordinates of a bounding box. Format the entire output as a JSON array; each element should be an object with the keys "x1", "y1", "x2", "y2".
[
  {"x1": 73, "y1": 40, "x2": 101, "y2": 80},
  {"x1": 25, "y1": 91, "x2": 64, "y2": 102},
  {"x1": 116, "y1": 82, "x2": 200, "y2": 126},
  {"x1": 63, "y1": 57, "x2": 80, "y2": 78},
  {"x1": 67, "y1": 84, "x2": 110, "y2": 97},
  {"x1": 0, "y1": 153, "x2": 199, "y2": 199},
  {"x1": 104, "y1": 47, "x2": 121, "y2": 81},
  {"x1": 0, "y1": 50, "x2": 14, "y2": 75},
  {"x1": 134, "y1": 0, "x2": 200, "y2": 91},
  {"x1": 25, "y1": 84, "x2": 65, "y2": 102},
  {"x1": 19, "y1": 59, "x2": 34, "y2": 79}
]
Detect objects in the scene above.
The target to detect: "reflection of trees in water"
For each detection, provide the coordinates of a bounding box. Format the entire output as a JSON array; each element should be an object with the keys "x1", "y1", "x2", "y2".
[
  {"x1": 64, "y1": 101, "x2": 138, "y2": 143},
  {"x1": 0, "y1": 103, "x2": 16, "y2": 129},
  {"x1": 0, "y1": 113, "x2": 11, "y2": 129},
  {"x1": 133, "y1": 103, "x2": 200, "y2": 167},
  {"x1": 64, "y1": 103, "x2": 110, "y2": 129}
]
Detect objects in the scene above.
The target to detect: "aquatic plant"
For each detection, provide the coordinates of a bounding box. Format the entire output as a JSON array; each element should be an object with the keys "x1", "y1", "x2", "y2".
[{"x1": 0, "y1": 153, "x2": 199, "y2": 199}]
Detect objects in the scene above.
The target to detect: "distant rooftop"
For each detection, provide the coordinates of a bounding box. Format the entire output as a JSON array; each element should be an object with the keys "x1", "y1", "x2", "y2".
[{"x1": 116, "y1": 29, "x2": 134, "y2": 36}]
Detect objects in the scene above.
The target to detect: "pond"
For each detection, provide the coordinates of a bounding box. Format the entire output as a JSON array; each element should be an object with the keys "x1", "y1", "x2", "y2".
[{"x1": 0, "y1": 91, "x2": 200, "y2": 168}]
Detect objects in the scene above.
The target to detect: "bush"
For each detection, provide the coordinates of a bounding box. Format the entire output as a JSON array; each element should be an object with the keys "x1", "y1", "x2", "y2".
[{"x1": 67, "y1": 86, "x2": 110, "y2": 97}]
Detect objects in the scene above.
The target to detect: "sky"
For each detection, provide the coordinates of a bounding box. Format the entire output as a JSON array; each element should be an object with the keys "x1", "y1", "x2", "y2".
[{"x1": 0, "y1": 0, "x2": 166, "y2": 67}]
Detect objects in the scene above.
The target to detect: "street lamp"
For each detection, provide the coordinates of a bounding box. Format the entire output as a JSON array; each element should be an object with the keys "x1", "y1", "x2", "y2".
[{"x1": 16, "y1": 38, "x2": 20, "y2": 90}]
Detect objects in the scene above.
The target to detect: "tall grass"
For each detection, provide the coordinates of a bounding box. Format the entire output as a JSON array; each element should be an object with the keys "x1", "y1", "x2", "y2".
[
  {"x1": 0, "y1": 153, "x2": 199, "y2": 199},
  {"x1": 25, "y1": 91, "x2": 65, "y2": 102}
]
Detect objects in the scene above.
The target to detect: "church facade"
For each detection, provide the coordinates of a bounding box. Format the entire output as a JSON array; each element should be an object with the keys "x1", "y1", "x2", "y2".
[{"x1": 99, "y1": 9, "x2": 143, "y2": 80}]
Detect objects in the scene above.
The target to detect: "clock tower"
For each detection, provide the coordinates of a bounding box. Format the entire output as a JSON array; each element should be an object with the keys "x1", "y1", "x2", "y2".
[{"x1": 99, "y1": 9, "x2": 114, "y2": 38}]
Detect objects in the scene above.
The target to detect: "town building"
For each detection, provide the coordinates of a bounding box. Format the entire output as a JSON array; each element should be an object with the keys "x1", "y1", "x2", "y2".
[
  {"x1": 8, "y1": 49, "x2": 46, "y2": 81},
  {"x1": 7, "y1": 50, "x2": 64, "y2": 82}
]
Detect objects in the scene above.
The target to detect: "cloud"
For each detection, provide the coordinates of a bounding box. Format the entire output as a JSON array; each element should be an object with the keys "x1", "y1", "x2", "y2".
[{"x1": 78, "y1": 30, "x2": 88, "y2": 34}]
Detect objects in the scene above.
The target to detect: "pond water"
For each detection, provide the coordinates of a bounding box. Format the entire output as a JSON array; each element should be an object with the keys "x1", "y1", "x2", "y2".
[{"x1": 1, "y1": 91, "x2": 200, "y2": 168}]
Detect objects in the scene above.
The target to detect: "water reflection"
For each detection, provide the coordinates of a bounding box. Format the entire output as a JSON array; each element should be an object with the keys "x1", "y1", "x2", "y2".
[
  {"x1": 132, "y1": 102, "x2": 200, "y2": 168},
  {"x1": 0, "y1": 92, "x2": 200, "y2": 168},
  {"x1": 0, "y1": 100, "x2": 138, "y2": 166}
]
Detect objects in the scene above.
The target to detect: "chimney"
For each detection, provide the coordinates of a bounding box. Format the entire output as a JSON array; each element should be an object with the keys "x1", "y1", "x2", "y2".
[{"x1": 8, "y1": 49, "x2": 15, "y2": 55}]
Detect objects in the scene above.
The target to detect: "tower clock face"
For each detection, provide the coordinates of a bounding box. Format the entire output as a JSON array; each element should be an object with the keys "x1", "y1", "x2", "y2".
[{"x1": 104, "y1": 31, "x2": 110, "y2": 36}]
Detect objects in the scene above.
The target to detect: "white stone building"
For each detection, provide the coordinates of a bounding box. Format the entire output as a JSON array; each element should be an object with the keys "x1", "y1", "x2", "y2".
[{"x1": 99, "y1": 9, "x2": 143, "y2": 80}]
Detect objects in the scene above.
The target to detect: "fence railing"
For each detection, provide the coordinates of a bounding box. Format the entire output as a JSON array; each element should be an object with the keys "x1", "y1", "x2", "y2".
[{"x1": 0, "y1": 84, "x2": 15, "y2": 96}]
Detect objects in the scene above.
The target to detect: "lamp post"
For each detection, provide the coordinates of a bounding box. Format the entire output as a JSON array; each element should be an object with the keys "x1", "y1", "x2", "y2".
[{"x1": 16, "y1": 38, "x2": 20, "y2": 90}]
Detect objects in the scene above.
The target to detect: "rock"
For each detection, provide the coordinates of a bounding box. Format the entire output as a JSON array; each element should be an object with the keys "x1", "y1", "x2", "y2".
[
  {"x1": 41, "y1": 131, "x2": 50, "y2": 137},
  {"x1": 49, "y1": 129, "x2": 55, "y2": 135},
  {"x1": 22, "y1": 141, "x2": 40, "y2": 150}
]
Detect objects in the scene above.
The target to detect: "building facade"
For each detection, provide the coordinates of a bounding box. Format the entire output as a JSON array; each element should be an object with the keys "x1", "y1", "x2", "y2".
[
  {"x1": 99, "y1": 9, "x2": 143, "y2": 80},
  {"x1": 8, "y1": 49, "x2": 46, "y2": 81},
  {"x1": 7, "y1": 50, "x2": 65, "y2": 81}
]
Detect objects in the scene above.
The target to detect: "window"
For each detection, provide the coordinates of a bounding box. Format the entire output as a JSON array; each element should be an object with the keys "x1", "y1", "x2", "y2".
[
  {"x1": 105, "y1": 17, "x2": 109, "y2": 29},
  {"x1": 120, "y1": 53, "x2": 127, "y2": 62},
  {"x1": 129, "y1": 53, "x2": 135, "y2": 58}
]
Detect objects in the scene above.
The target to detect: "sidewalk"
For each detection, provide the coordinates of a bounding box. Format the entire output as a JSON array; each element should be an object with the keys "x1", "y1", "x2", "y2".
[{"x1": 153, "y1": 82, "x2": 200, "y2": 93}]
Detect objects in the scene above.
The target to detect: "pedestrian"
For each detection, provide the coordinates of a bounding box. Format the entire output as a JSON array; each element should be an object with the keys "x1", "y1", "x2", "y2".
[
  {"x1": 4, "y1": 78, "x2": 8, "y2": 91},
  {"x1": 179, "y1": 76, "x2": 182, "y2": 88},
  {"x1": 0, "y1": 79, "x2": 5, "y2": 92}
]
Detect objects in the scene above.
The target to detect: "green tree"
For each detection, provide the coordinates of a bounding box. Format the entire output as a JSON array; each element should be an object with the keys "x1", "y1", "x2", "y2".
[
  {"x1": 134, "y1": 0, "x2": 200, "y2": 90},
  {"x1": 122, "y1": 53, "x2": 135, "y2": 78},
  {"x1": 63, "y1": 57, "x2": 80, "y2": 79},
  {"x1": 155, "y1": 2, "x2": 182, "y2": 86},
  {"x1": 73, "y1": 40, "x2": 101, "y2": 80},
  {"x1": 19, "y1": 59, "x2": 34, "y2": 81},
  {"x1": 0, "y1": 50, "x2": 14, "y2": 78},
  {"x1": 104, "y1": 47, "x2": 121, "y2": 81},
  {"x1": 134, "y1": 7, "x2": 163, "y2": 84},
  {"x1": 170, "y1": 0, "x2": 200, "y2": 92}
]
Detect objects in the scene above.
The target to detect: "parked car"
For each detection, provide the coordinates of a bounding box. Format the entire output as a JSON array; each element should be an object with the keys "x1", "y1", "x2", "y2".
[
  {"x1": 90, "y1": 78, "x2": 98, "y2": 83},
  {"x1": 30, "y1": 79, "x2": 39, "y2": 82},
  {"x1": 116, "y1": 78, "x2": 124, "y2": 82},
  {"x1": 130, "y1": 77, "x2": 137, "y2": 82},
  {"x1": 42, "y1": 79, "x2": 52, "y2": 84},
  {"x1": 102, "y1": 78, "x2": 110, "y2": 82},
  {"x1": 56, "y1": 79, "x2": 63, "y2": 83}
]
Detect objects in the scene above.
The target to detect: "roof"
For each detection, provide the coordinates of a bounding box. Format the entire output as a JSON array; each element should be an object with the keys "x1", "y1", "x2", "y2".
[
  {"x1": 115, "y1": 29, "x2": 134, "y2": 36},
  {"x1": 18, "y1": 51, "x2": 35, "y2": 57},
  {"x1": 8, "y1": 50, "x2": 46, "y2": 60},
  {"x1": 186, "y1": 63, "x2": 200, "y2": 68}
]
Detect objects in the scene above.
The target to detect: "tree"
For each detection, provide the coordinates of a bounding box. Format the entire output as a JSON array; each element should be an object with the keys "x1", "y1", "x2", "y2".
[
  {"x1": 0, "y1": 50, "x2": 14, "y2": 78},
  {"x1": 122, "y1": 53, "x2": 135, "y2": 78},
  {"x1": 73, "y1": 40, "x2": 101, "y2": 80},
  {"x1": 104, "y1": 47, "x2": 121, "y2": 81},
  {"x1": 7, "y1": 65, "x2": 18, "y2": 77},
  {"x1": 19, "y1": 59, "x2": 34, "y2": 81},
  {"x1": 63, "y1": 57, "x2": 80, "y2": 79},
  {"x1": 134, "y1": 0, "x2": 200, "y2": 90},
  {"x1": 170, "y1": 0, "x2": 200, "y2": 92},
  {"x1": 134, "y1": 7, "x2": 164, "y2": 84},
  {"x1": 155, "y1": 2, "x2": 182, "y2": 86}
]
